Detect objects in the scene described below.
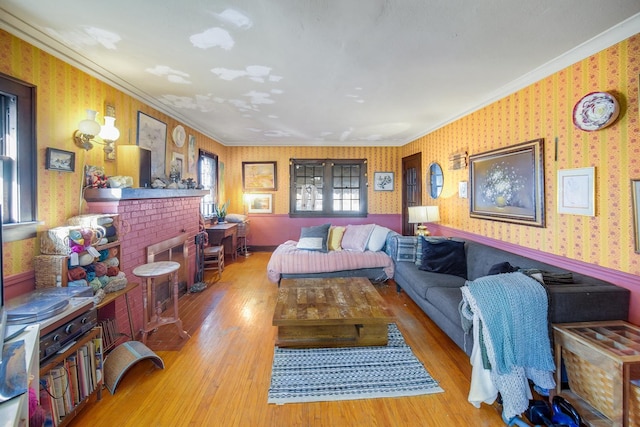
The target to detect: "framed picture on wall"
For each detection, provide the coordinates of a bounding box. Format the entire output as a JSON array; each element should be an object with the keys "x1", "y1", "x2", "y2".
[
  {"x1": 469, "y1": 138, "x2": 545, "y2": 227},
  {"x1": 374, "y1": 172, "x2": 394, "y2": 191},
  {"x1": 243, "y1": 161, "x2": 277, "y2": 191},
  {"x1": 136, "y1": 111, "x2": 167, "y2": 178},
  {"x1": 557, "y1": 167, "x2": 595, "y2": 216},
  {"x1": 247, "y1": 193, "x2": 273, "y2": 214},
  {"x1": 45, "y1": 148, "x2": 75, "y2": 172}
]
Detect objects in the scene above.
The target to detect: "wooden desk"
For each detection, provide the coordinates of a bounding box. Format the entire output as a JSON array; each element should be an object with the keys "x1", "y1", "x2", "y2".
[{"x1": 207, "y1": 223, "x2": 238, "y2": 261}]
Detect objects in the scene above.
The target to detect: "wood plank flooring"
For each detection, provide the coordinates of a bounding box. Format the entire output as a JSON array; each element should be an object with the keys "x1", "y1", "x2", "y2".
[{"x1": 69, "y1": 252, "x2": 506, "y2": 427}]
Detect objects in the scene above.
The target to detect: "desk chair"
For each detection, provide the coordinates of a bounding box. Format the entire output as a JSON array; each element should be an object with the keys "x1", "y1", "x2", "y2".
[{"x1": 203, "y1": 245, "x2": 224, "y2": 281}]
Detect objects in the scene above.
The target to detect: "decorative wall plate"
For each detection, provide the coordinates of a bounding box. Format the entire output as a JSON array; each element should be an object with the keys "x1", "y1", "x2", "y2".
[
  {"x1": 172, "y1": 125, "x2": 186, "y2": 147},
  {"x1": 572, "y1": 92, "x2": 620, "y2": 131}
]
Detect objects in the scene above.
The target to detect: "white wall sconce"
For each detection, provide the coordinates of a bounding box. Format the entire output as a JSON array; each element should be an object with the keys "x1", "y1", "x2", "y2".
[{"x1": 73, "y1": 106, "x2": 120, "y2": 161}]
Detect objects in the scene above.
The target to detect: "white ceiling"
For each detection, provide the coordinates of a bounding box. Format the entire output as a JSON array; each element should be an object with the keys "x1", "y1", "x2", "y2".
[{"x1": 1, "y1": 1, "x2": 640, "y2": 147}]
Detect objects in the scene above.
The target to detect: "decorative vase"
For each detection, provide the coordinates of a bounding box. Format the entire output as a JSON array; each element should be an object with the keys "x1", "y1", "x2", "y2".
[
  {"x1": 217, "y1": 216, "x2": 225, "y2": 223},
  {"x1": 495, "y1": 196, "x2": 507, "y2": 207}
]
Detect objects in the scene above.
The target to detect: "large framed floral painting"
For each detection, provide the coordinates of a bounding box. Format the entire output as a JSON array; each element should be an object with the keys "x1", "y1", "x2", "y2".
[{"x1": 469, "y1": 138, "x2": 545, "y2": 227}]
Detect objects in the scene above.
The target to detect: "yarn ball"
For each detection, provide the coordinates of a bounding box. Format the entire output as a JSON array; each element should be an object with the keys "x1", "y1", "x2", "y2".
[
  {"x1": 89, "y1": 278, "x2": 102, "y2": 292},
  {"x1": 106, "y1": 266, "x2": 119, "y2": 277},
  {"x1": 68, "y1": 267, "x2": 87, "y2": 281},
  {"x1": 85, "y1": 272, "x2": 96, "y2": 282},
  {"x1": 98, "y1": 275, "x2": 110, "y2": 286},
  {"x1": 93, "y1": 262, "x2": 107, "y2": 277},
  {"x1": 99, "y1": 249, "x2": 110, "y2": 262},
  {"x1": 78, "y1": 253, "x2": 95, "y2": 266},
  {"x1": 104, "y1": 257, "x2": 119, "y2": 267}
]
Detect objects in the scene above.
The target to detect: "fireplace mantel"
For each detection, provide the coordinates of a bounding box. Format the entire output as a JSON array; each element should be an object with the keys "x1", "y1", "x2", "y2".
[{"x1": 84, "y1": 188, "x2": 209, "y2": 202}]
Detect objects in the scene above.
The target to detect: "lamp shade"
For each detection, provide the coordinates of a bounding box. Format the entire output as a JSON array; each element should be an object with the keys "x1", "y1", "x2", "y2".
[
  {"x1": 78, "y1": 109, "x2": 101, "y2": 137},
  {"x1": 99, "y1": 116, "x2": 120, "y2": 142},
  {"x1": 408, "y1": 205, "x2": 440, "y2": 223}
]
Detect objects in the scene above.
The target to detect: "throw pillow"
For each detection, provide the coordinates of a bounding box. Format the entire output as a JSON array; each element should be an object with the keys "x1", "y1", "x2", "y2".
[
  {"x1": 419, "y1": 239, "x2": 467, "y2": 278},
  {"x1": 225, "y1": 213, "x2": 247, "y2": 223},
  {"x1": 390, "y1": 235, "x2": 417, "y2": 262},
  {"x1": 366, "y1": 225, "x2": 391, "y2": 252},
  {"x1": 416, "y1": 236, "x2": 449, "y2": 268},
  {"x1": 328, "y1": 226, "x2": 345, "y2": 251},
  {"x1": 341, "y1": 224, "x2": 375, "y2": 252},
  {"x1": 296, "y1": 223, "x2": 331, "y2": 252}
]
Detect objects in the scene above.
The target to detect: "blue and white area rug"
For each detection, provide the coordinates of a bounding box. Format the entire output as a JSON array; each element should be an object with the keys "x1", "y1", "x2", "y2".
[{"x1": 268, "y1": 324, "x2": 444, "y2": 404}]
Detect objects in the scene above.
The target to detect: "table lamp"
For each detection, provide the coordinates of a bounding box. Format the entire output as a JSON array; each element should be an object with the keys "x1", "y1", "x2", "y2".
[{"x1": 408, "y1": 206, "x2": 440, "y2": 236}]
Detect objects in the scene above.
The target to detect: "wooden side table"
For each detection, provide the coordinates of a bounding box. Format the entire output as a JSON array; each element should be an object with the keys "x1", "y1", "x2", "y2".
[
  {"x1": 553, "y1": 321, "x2": 640, "y2": 427},
  {"x1": 133, "y1": 261, "x2": 189, "y2": 344}
]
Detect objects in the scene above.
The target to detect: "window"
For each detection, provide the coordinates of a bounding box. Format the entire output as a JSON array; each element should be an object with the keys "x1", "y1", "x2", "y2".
[
  {"x1": 198, "y1": 149, "x2": 218, "y2": 218},
  {"x1": 0, "y1": 73, "x2": 37, "y2": 242},
  {"x1": 289, "y1": 159, "x2": 367, "y2": 217}
]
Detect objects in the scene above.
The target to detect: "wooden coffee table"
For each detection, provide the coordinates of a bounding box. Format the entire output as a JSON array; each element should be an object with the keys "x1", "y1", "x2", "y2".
[{"x1": 272, "y1": 277, "x2": 394, "y2": 348}]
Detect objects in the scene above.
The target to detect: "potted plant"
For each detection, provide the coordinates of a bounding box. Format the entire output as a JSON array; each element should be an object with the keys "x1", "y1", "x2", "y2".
[{"x1": 213, "y1": 200, "x2": 230, "y2": 223}]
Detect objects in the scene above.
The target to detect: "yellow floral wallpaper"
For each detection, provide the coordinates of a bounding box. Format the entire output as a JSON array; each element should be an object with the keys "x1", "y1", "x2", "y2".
[
  {"x1": 225, "y1": 145, "x2": 400, "y2": 215},
  {"x1": 0, "y1": 29, "x2": 227, "y2": 276},
  {"x1": 2, "y1": 28, "x2": 639, "y2": 281},
  {"x1": 400, "y1": 34, "x2": 639, "y2": 276}
]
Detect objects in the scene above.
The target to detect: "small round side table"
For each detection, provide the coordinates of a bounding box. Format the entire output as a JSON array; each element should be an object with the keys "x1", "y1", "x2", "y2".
[{"x1": 132, "y1": 261, "x2": 189, "y2": 344}]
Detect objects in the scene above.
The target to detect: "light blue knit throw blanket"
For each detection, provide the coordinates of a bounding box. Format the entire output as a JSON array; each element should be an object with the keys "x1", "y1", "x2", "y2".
[{"x1": 463, "y1": 272, "x2": 554, "y2": 375}]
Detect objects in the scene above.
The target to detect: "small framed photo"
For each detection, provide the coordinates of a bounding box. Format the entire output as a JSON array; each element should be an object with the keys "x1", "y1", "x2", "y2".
[
  {"x1": 374, "y1": 172, "x2": 394, "y2": 191},
  {"x1": 557, "y1": 167, "x2": 595, "y2": 216},
  {"x1": 46, "y1": 148, "x2": 75, "y2": 172},
  {"x1": 246, "y1": 193, "x2": 273, "y2": 214},
  {"x1": 171, "y1": 152, "x2": 184, "y2": 176},
  {"x1": 243, "y1": 161, "x2": 277, "y2": 191}
]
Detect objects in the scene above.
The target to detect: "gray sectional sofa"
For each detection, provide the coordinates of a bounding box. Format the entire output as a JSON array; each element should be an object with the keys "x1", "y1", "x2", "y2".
[{"x1": 385, "y1": 231, "x2": 630, "y2": 356}]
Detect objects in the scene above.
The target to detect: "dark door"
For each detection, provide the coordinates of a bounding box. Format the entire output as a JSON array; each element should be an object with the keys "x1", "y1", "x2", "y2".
[{"x1": 402, "y1": 153, "x2": 422, "y2": 236}]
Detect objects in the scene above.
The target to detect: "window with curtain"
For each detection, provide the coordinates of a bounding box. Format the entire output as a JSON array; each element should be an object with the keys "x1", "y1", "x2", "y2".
[
  {"x1": 198, "y1": 149, "x2": 218, "y2": 218},
  {"x1": 0, "y1": 73, "x2": 38, "y2": 242},
  {"x1": 289, "y1": 159, "x2": 367, "y2": 217}
]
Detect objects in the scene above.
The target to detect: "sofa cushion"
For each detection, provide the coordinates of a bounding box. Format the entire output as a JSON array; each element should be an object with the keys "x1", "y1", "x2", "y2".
[
  {"x1": 328, "y1": 226, "x2": 345, "y2": 251},
  {"x1": 366, "y1": 225, "x2": 391, "y2": 251},
  {"x1": 297, "y1": 223, "x2": 330, "y2": 252},
  {"x1": 386, "y1": 235, "x2": 417, "y2": 262},
  {"x1": 342, "y1": 224, "x2": 375, "y2": 252},
  {"x1": 419, "y1": 239, "x2": 467, "y2": 279}
]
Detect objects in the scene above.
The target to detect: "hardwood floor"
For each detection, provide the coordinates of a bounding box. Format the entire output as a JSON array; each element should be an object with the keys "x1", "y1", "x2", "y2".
[{"x1": 69, "y1": 252, "x2": 506, "y2": 427}]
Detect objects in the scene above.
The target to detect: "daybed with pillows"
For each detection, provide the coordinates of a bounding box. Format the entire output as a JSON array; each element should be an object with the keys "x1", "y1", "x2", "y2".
[
  {"x1": 266, "y1": 223, "x2": 395, "y2": 284},
  {"x1": 385, "y1": 231, "x2": 630, "y2": 356}
]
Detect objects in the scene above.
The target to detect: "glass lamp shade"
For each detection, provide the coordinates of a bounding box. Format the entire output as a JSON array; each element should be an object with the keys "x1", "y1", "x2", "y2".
[
  {"x1": 99, "y1": 116, "x2": 120, "y2": 142},
  {"x1": 77, "y1": 109, "x2": 101, "y2": 137}
]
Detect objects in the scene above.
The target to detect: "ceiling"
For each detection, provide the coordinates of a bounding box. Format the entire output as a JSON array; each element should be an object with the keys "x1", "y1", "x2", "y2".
[{"x1": 1, "y1": 1, "x2": 640, "y2": 147}]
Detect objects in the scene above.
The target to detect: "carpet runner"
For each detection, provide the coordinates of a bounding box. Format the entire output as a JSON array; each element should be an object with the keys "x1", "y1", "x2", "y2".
[{"x1": 268, "y1": 323, "x2": 444, "y2": 404}]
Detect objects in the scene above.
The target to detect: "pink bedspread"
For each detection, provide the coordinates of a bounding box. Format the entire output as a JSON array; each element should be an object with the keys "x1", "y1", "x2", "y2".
[{"x1": 267, "y1": 240, "x2": 395, "y2": 283}]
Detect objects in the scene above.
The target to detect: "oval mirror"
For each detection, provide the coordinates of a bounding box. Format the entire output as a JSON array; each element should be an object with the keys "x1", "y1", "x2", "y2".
[{"x1": 429, "y1": 162, "x2": 443, "y2": 199}]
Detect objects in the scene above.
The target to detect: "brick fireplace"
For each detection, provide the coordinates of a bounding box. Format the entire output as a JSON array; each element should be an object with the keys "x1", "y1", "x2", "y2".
[{"x1": 84, "y1": 188, "x2": 208, "y2": 340}]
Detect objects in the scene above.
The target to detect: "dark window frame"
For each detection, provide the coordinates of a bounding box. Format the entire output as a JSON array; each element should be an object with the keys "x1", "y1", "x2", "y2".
[
  {"x1": 289, "y1": 158, "x2": 368, "y2": 218},
  {"x1": 197, "y1": 149, "x2": 219, "y2": 219},
  {"x1": 0, "y1": 72, "x2": 38, "y2": 242}
]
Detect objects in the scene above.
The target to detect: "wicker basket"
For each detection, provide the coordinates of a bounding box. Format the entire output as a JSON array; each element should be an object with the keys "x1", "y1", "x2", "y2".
[
  {"x1": 563, "y1": 348, "x2": 640, "y2": 424},
  {"x1": 40, "y1": 226, "x2": 77, "y2": 255},
  {"x1": 34, "y1": 255, "x2": 68, "y2": 288}
]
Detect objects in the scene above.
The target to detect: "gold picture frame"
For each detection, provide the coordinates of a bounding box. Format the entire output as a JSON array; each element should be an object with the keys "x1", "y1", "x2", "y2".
[
  {"x1": 469, "y1": 138, "x2": 545, "y2": 227},
  {"x1": 242, "y1": 161, "x2": 277, "y2": 191}
]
